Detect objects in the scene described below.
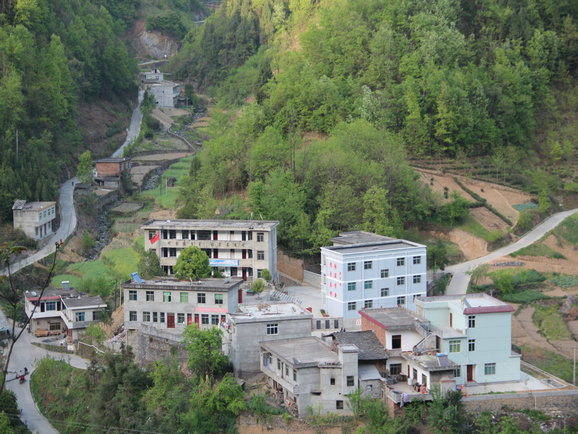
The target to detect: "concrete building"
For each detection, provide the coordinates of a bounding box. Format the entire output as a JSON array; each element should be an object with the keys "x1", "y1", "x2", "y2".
[
  {"x1": 321, "y1": 232, "x2": 427, "y2": 323},
  {"x1": 24, "y1": 283, "x2": 106, "y2": 341},
  {"x1": 94, "y1": 157, "x2": 131, "y2": 188},
  {"x1": 260, "y1": 336, "x2": 361, "y2": 417},
  {"x1": 142, "y1": 219, "x2": 279, "y2": 281},
  {"x1": 141, "y1": 69, "x2": 164, "y2": 83},
  {"x1": 415, "y1": 293, "x2": 520, "y2": 384},
  {"x1": 123, "y1": 277, "x2": 243, "y2": 332},
  {"x1": 12, "y1": 200, "x2": 56, "y2": 241},
  {"x1": 223, "y1": 303, "x2": 313, "y2": 377},
  {"x1": 149, "y1": 81, "x2": 181, "y2": 108}
]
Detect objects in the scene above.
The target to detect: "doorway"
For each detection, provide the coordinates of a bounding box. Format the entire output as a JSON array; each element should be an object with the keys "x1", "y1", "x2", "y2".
[{"x1": 467, "y1": 364, "x2": 474, "y2": 382}]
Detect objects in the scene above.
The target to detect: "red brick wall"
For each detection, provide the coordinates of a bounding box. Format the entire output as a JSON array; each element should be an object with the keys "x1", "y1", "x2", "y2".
[
  {"x1": 96, "y1": 161, "x2": 130, "y2": 177},
  {"x1": 361, "y1": 314, "x2": 387, "y2": 348}
]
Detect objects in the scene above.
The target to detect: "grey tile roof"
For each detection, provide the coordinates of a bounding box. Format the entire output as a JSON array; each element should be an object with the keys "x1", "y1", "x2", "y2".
[{"x1": 329, "y1": 330, "x2": 388, "y2": 361}]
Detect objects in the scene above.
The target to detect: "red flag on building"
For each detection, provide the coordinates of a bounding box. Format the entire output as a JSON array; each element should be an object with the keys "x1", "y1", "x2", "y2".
[{"x1": 150, "y1": 231, "x2": 160, "y2": 244}]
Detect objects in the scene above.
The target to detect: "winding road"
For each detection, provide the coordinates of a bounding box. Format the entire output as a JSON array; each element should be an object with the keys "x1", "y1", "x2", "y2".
[{"x1": 446, "y1": 208, "x2": 578, "y2": 295}]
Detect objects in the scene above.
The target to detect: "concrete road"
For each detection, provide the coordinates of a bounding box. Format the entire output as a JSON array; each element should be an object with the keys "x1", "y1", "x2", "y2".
[
  {"x1": 112, "y1": 90, "x2": 144, "y2": 158},
  {"x1": 445, "y1": 208, "x2": 578, "y2": 295},
  {"x1": 5, "y1": 328, "x2": 90, "y2": 434},
  {"x1": 1, "y1": 177, "x2": 78, "y2": 276}
]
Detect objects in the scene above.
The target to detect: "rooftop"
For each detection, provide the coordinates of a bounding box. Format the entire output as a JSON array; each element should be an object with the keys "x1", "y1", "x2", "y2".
[
  {"x1": 360, "y1": 307, "x2": 426, "y2": 331},
  {"x1": 142, "y1": 219, "x2": 279, "y2": 230},
  {"x1": 25, "y1": 288, "x2": 80, "y2": 301},
  {"x1": 331, "y1": 231, "x2": 394, "y2": 246},
  {"x1": 261, "y1": 337, "x2": 340, "y2": 367},
  {"x1": 62, "y1": 295, "x2": 107, "y2": 309},
  {"x1": 418, "y1": 293, "x2": 514, "y2": 314},
  {"x1": 323, "y1": 239, "x2": 425, "y2": 255},
  {"x1": 94, "y1": 157, "x2": 130, "y2": 163},
  {"x1": 12, "y1": 200, "x2": 56, "y2": 211},
  {"x1": 123, "y1": 277, "x2": 243, "y2": 292},
  {"x1": 230, "y1": 303, "x2": 312, "y2": 323},
  {"x1": 402, "y1": 352, "x2": 459, "y2": 372},
  {"x1": 327, "y1": 330, "x2": 388, "y2": 361}
]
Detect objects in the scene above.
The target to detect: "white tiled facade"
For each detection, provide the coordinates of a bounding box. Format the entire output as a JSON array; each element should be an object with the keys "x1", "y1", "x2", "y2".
[{"x1": 321, "y1": 238, "x2": 427, "y2": 320}]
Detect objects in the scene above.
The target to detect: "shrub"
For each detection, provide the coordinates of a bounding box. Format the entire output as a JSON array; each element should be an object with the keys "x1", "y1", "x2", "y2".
[{"x1": 499, "y1": 291, "x2": 550, "y2": 304}]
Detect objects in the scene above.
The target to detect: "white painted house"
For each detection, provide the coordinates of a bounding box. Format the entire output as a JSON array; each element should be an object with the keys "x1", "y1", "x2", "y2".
[
  {"x1": 321, "y1": 232, "x2": 427, "y2": 322},
  {"x1": 12, "y1": 200, "x2": 56, "y2": 241}
]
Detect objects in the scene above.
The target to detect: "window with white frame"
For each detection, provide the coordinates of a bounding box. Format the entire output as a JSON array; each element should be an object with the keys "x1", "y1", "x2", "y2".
[
  {"x1": 347, "y1": 282, "x2": 356, "y2": 291},
  {"x1": 484, "y1": 363, "x2": 496, "y2": 375},
  {"x1": 381, "y1": 288, "x2": 389, "y2": 297},
  {"x1": 364, "y1": 261, "x2": 372, "y2": 270},
  {"x1": 468, "y1": 315, "x2": 476, "y2": 328},
  {"x1": 364, "y1": 299, "x2": 373, "y2": 309},
  {"x1": 397, "y1": 276, "x2": 405, "y2": 285},
  {"x1": 396, "y1": 296, "x2": 405, "y2": 305},
  {"x1": 380, "y1": 269, "x2": 389, "y2": 278},
  {"x1": 257, "y1": 232, "x2": 264, "y2": 242},
  {"x1": 449, "y1": 340, "x2": 461, "y2": 352},
  {"x1": 197, "y1": 293, "x2": 206, "y2": 303},
  {"x1": 153, "y1": 312, "x2": 158, "y2": 322},
  {"x1": 347, "y1": 302, "x2": 356, "y2": 311},
  {"x1": 177, "y1": 313, "x2": 185, "y2": 324},
  {"x1": 160, "y1": 312, "x2": 165, "y2": 323},
  {"x1": 364, "y1": 280, "x2": 372, "y2": 289},
  {"x1": 180, "y1": 292, "x2": 188, "y2": 303},
  {"x1": 201, "y1": 314, "x2": 209, "y2": 324},
  {"x1": 215, "y1": 294, "x2": 223, "y2": 304},
  {"x1": 129, "y1": 311, "x2": 137, "y2": 321},
  {"x1": 266, "y1": 323, "x2": 279, "y2": 335},
  {"x1": 468, "y1": 339, "x2": 476, "y2": 352},
  {"x1": 146, "y1": 291, "x2": 154, "y2": 301},
  {"x1": 143, "y1": 311, "x2": 151, "y2": 322},
  {"x1": 257, "y1": 251, "x2": 265, "y2": 260},
  {"x1": 129, "y1": 290, "x2": 137, "y2": 301},
  {"x1": 413, "y1": 275, "x2": 421, "y2": 284},
  {"x1": 75, "y1": 312, "x2": 85, "y2": 322},
  {"x1": 397, "y1": 257, "x2": 405, "y2": 266},
  {"x1": 453, "y1": 367, "x2": 461, "y2": 377},
  {"x1": 163, "y1": 291, "x2": 172, "y2": 302},
  {"x1": 389, "y1": 364, "x2": 402, "y2": 375},
  {"x1": 346, "y1": 376, "x2": 355, "y2": 387},
  {"x1": 46, "y1": 301, "x2": 56, "y2": 311},
  {"x1": 347, "y1": 262, "x2": 356, "y2": 271},
  {"x1": 413, "y1": 256, "x2": 421, "y2": 265}
]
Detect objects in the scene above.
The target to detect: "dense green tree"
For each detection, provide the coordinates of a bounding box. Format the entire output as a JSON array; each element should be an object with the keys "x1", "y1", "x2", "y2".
[
  {"x1": 137, "y1": 250, "x2": 164, "y2": 280},
  {"x1": 173, "y1": 246, "x2": 212, "y2": 280},
  {"x1": 76, "y1": 150, "x2": 92, "y2": 185},
  {"x1": 183, "y1": 324, "x2": 229, "y2": 381}
]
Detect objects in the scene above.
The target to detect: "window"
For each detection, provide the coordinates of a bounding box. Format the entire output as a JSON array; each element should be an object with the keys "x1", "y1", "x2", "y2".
[
  {"x1": 46, "y1": 301, "x2": 56, "y2": 311},
  {"x1": 453, "y1": 367, "x2": 461, "y2": 378},
  {"x1": 364, "y1": 261, "x2": 372, "y2": 270},
  {"x1": 277, "y1": 359, "x2": 281, "y2": 370},
  {"x1": 163, "y1": 291, "x2": 172, "y2": 302},
  {"x1": 257, "y1": 269, "x2": 263, "y2": 278},
  {"x1": 413, "y1": 256, "x2": 421, "y2": 265},
  {"x1": 364, "y1": 280, "x2": 373, "y2": 289},
  {"x1": 75, "y1": 312, "x2": 85, "y2": 322},
  {"x1": 413, "y1": 275, "x2": 421, "y2": 284},
  {"x1": 346, "y1": 376, "x2": 355, "y2": 387},
  {"x1": 177, "y1": 313, "x2": 185, "y2": 324},
  {"x1": 169, "y1": 248, "x2": 177, "y2": 257},
  {"x1": 211, "y1": 315, "x2": 219, "y2": 325},
  {"x1": 336, "y1": 400, "x2": 344, "y2": 410},
  {"x1": 160, "y1": 312, "x2": 165, "y2": 323},
  {"x1": 129, "y1": 311, "x2": 137, "y2": 321},
  {"x1": 330, "y1": 378, "x2": 336, "y2": 385},
  {"x1": 285, "y1": 365, "x2": 289, "y2": 377},
  {"x1": 381, "y1": 288, "x2": 389, "y2": 297},
  {"x1": 129, "y1": 290, "x2": 137, "y2": 301},
  {"x1": 49, "y1": 323, "x2": 60, "y2": 331},
  {"x1": 449, "y1": 340, "x2": 461, "y2": 353},
  {"x1": 364, "y1": 299, "x2": 373, "y2": 309},
  {"x1": 397, "y1": 296, "x2": 405, "y2": 306},
  {"x1": 93, "y1": 311, "x2": 98, "y2": 321},
  {"x1": 397, "y1": 257, "x2": 405, "y2": 266},
  {"x1": 468, "y1": 315, "x2": 476, "y2": 328},
  {"x1": 257, "y1": 251, "x2": 265, "y2": 260},
  {"x1": 197, "y1": 293, "x2": 206, "y2": 304},
  {"x1": 316, "y1": 320, "x2": 321, "y2": 329},
  {"x1": 143, "y1": 312, "x2": 151, "y2": 322},
  {"x1": 201, "y1": 314, "x2": 209, "y2": 325},
  {"x1": 266, "y1": 323, "x2": 279, "y2": 335},
  {"x1": 380, "y1": 269, "x2": 389, "y2": 278},
  {"x1": 334, "y1": 320, "x2": 339, "y2": 328},
  {"x1": 347, "y1": 302, "x2": 356, "y2": 311},
  {"x1": 347, "y1": 262, "x2": 356, "y2": 272},
  {"x1": 153, "y1": 312, "x2": 158, "y2": 322},
  {"x1": 468, "y1": 339, "x2": 476, "y2": 352},
  {"x1": 180, "y1": 292, "x2": 188, "y2": 303},
  {"x1": 392, "y1": 335, "x2": 402, "y2": 349},
  {"x1": 347, "y1": 282, "x2": 356, "y2": 291},
  {"x1": 169, "y1": 230, "x2": 176, "y2": 239},
  {"x1": 397, "y1": 277, "x2": 405, "y2": 285},
  {"x1": 146, "y1": 291, "x2": 154, "y2": 301},
  {"x1": 484, "y1": 363, "x2": 496, "y2": 375},
  {"x1": 389, "y1": 364, "x2": 402, "y2": 375},
  {"x1": 257, "y1": 232, "x2": 264, "y2": 242},
  {"x1": 293, "y1": 370, "x2": 297, "y2": 381},
  {"x1": 215, "y1": 294, "x2": 223, "y2": 305}
]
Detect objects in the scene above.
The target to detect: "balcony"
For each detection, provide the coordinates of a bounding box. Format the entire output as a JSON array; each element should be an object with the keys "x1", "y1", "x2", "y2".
[{"x1": 159, "y1": 239, "x2": 253, "y2": 249}]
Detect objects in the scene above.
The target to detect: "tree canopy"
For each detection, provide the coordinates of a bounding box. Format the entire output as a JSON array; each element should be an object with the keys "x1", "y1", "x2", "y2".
[{"x1": 173, "y1": 246, "x2": 212, "y2": 280}]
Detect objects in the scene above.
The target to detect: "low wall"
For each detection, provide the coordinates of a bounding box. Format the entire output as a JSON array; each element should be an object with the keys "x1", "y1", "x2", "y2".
[
  {"x1": 127, "y1": 326, "x2": 187, "y2": 365},
  {"x1": 463, "y1": 389, "x2": 578, "y2": 416},
  {"x1": 303, "y1": 270, "x2": 321, "y2": 288},
  {"x1": 277, "y1": 250, "x2": 304, "y2": 282}
]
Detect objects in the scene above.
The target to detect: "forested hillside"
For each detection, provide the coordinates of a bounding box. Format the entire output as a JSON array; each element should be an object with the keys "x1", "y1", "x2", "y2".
[
  {"x1": 0, "y1": 0, "x2": 138, "y2": 221},
  {"x1": 172, "y1": 0, "x2": 577, "y2": 254}
]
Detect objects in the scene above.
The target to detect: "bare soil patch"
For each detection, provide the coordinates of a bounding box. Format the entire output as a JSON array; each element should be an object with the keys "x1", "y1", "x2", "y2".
[
  {"x1": 469, "y1": 207, "x2": 509, "y2": 233},
  {"x1": 449, "y1": 229, "x2": 488, "y2": 260},
  {"x1": 512, "y1": 307, "x2": 562, "y2": 356},
  {"x1": 416, "y1": 169, "x2": 471, "y2": 201},
  {"x1": 110, "y1": 202, "x2": 143, "y2": 213},
  {"x1": 567, "y1": 320, "x2": 578, "y2": 340},
  {"x1": 149, "y1": 209, "x2": 176, "y2": 221}
]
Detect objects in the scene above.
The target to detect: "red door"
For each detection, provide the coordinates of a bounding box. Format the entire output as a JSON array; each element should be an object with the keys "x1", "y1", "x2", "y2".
[
  {"x1": 167, "y1": 314, "x2": 175, "y2": 328},
  {"x1": 449, "y1": 313, "x2": 453, "y2": 328},
  {"x1": 187, "y1": 313, "x2": 192, "y2": 325},
  {"x1": 194, "y1": 314, "x2": 200, "y2": 325},
  {"x1": 242, "y1": 268, "x2": 247, "y2": 281},
  {"x1": 467, "y1": 365, "x2": 474, "y2": 382},
  {"x1": 238, "y1": 288, "x2": 243, "y2": 304}
]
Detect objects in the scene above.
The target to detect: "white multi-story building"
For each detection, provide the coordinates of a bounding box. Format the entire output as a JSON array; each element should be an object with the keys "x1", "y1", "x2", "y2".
[
  {"x1": 12, "y1": 200, "x2": 57, "y2": 241},
  {"x1": 321, "y1": 232, "x2": 427, "y2": 321},
  {"x1": 142, "y1": 219, "x2": 279, "y2": 281}
]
